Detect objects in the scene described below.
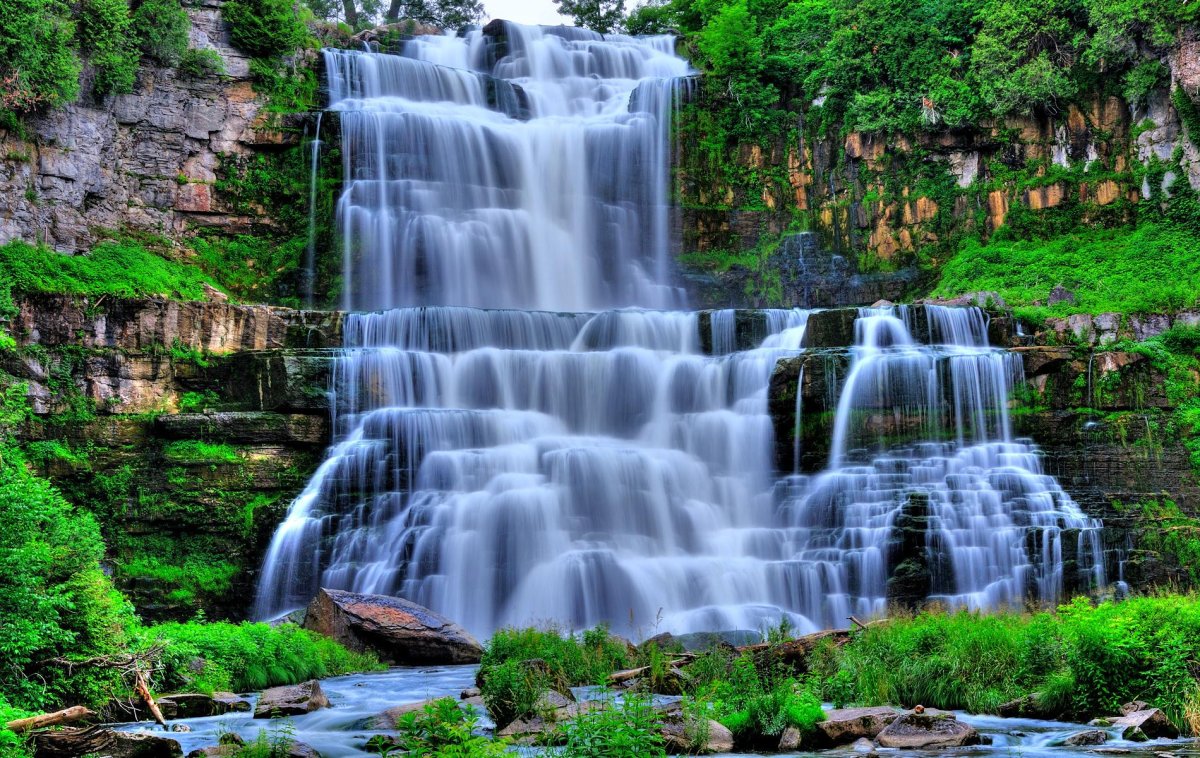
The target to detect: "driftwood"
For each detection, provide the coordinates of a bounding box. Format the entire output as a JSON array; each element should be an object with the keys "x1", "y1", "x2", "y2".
[
  {"x1": 31, "y1": 643, "x2": 169, "y2": 728},
  {"x1": 134, "y1": 668, "x2": 168, "y2": 728},
  {"x1": 4, "y1": 706, "x2": 96, "y2": 734}
]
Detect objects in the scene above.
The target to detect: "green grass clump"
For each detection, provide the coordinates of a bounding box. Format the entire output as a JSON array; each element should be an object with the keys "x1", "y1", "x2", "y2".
[
  {"x1": 931, "y1": 223, "x2": 1200, "y2": 317},
  {"x1": 479, "y1": 626, "x2": 631, "y2": 726},
  {"x1": 148, "y1": 621, "x2": 383, "y2": 694},
  {"x1": 705, "y1": 653, "x2": 824, "y2": 742},
  {"x1": 162, "y1": 440, "x2": 242, "y2": 465},
  {"x1": 0, "y1": 241, "x2": 223, "y2": 302},
  {"x1": 375, "y1": 697, "x2": 509, "y2": 757},
  {"x1": 552, "y1": 694, "x2": 666, "y2": 757}
]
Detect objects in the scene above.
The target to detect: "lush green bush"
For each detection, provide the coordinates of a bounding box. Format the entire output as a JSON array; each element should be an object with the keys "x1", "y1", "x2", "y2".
[
  {"x1": 147, "y1": 620, "x2": 382, "y2": 694},
  {"x1": 222, "y1": 0, "x2": 310, "y2": 58},
  {"x1": 178, "y1": 48, "x2": 227, "y2": 78},
  {"x1": 479, "y1": 626, "x2": 631, "y2": 726},
  {"x1": 931, "y1": 223, "x2": 1200, "y2": 317},
  {"x1": 132, "y1": 0, "x2": 190, "y2": 65},
  {"x1": 552, "y1": 694, "x2": 665, "y2": 757},
  {"x1": 81, "y1": 0, "x2": 140, "y2": 96},
  {"x1": 0, "y1": 240, "x2": 224, "y2": 301},
  {"x1": 705, "y1": 654, "x2": 824, "y2": 740},
  {"x1": 0, "y1": 0, "x2": 81, "y2": 112},
  {"x1": 815, "y1": 598, "x2": 1200, "y2": 730},
  {"x1": 118, "y1": 554, "x2": 239, "y2": 605},
  {"x1": 0, "y1": 695, "x2": 35, "y2": 757},
  {"x1": 375, "y1": 697, "x2": 509, "y2": 757},
  {"x1": 0, "y1": 446, "x2": 137, "y2": 710},
  {"x1": 162, "y1": 440, "x2": 242, "y2": 464}
]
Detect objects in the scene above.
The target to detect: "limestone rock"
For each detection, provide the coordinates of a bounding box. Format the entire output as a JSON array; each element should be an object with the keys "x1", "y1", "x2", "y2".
[
  {"x1": 303, "y1": 588, "x2": 483, "y2": 665},
  {"x1": 1111, "y1": 708, "x2": 1178, "y2": 740},
  {"x1": 875, "y1": 710, "x2": 982, "y2": 749},
  {"x1": 253, "y1": 680, "x2": 330, "y2": 719},
  {"x1": 1064, "y1": 730, "x2": 1108, "y2": 746},
  {"x1": 816, "y1": 706, "x2": 899, "y2": 745}
]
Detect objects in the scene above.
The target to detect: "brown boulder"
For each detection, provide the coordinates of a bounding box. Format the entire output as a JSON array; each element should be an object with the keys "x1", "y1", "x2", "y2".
[
  {"x1": 817, "y1": 706, "x2": 899, "y2": 745},
  {"x1": 303, "y1": 588, "x2": 482, "y2": 665},
  {"x1": 876, "y1": 711, "x2": 982, "y2": 749},
  {"x1": 253, "y1": 680, "x2": 330, "y2": 719},
  {"x1": 660, "y1": 718, "x2": 734, "y2": 754},
  {"x1": 32, "y1": 727, "x2": 183, "y2": 757},
  {"x1": 1111, "y1": 708, "x2": 1179, "y2": 740}
]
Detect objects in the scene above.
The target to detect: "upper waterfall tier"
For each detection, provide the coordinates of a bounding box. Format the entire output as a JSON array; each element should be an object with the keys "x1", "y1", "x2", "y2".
[{"x1": 325, "y1": 24, "x2": 693, "y2": 312}]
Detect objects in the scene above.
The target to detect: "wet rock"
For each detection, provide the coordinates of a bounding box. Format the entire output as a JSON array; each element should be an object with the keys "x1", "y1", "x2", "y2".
[
  {"x1": 816, "y1": 706, "x2": 899, "y2": 745},
  {"x1": 875, "y1": 710, "x2": 982, "y2": 749},
  {"x1": 1111, "y1": 708, "x2": 1179, "y2": 740},
  {"x1": 188, "y1": 741, "x2": 320, "y2": 757},
  {"x1": 364, "y1": 699, "x2": 436, "y2": 730},
  {"x1": 496, "y1": 701, "x2": 602, "y2": 743},
  {"x1": 170, "y1": 724, "x2": 191, "y2": 733},
  {"x1": 157, "y1": 693, "x2": 250, "y2": 719},
  {"x1": 852, "y1": 736, "x2": 878, "y2": 753},
  {"x1": 1065, "y1": 730, "x2": 1108, "y2": 746},
  {"x1": 997, "y1": 692, "x2": 1064, "y2": 720},
  {"x1": 1119, "y1": 701, "x2": 1150, "y2": 715},
  {"x1": 460, "y1": 687, "x2": 481, "y2": 699},
  {"x1": 778, "y1": 725, "x2": 803, "y2": 750},
  {"x1": 1089, "y1": 718, "x2": 1112, "y2": 727},
  {"x1": 535, "y1": 689, "x2": 575, "y2": 710},
  {"x1": 303, "y1": 588, "x2": 483, "y2": 665},
  {"x1": 32, "y1": 726, "x2": 183, "y2": 757},
  {"x1": 660, "y1": 717, "x2": 734, "y2": 754},
  {"x1": 253, "y1": 680, "x2": 330, "y2": 719}
]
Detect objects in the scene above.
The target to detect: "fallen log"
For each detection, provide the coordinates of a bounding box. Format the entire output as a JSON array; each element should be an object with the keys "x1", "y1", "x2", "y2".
[
  {"x1": 4, "y1": 706, "x2": 96, "y2": 734},
  {"x1": 608, "y1": 666, "x2": 650, "y2": 684},
  {"x1": 135, "y1": 668, "x2": 168, "y2": 728}
]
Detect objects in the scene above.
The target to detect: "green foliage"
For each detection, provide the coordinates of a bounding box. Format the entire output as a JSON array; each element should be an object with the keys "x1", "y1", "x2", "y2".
[
  {"x1": 705, "y1": 654, "x2": 824, "y2": 739},
  {"x1": 0, "y1": 0, "x2": 81, "y2": 112},
  {"x1": 932, "y1": 223, "x2": 1200, "y2": 317},
  {"x1": 148, "y1": 621, "x2": 383, "y2": 694},
  {"x1": 179, "y1": 390, "x2": 221, "y2": 413},
  {"x1": 1122, "y1": 60, "x2": 1168, "y2": 108},
  {"x1": 969, "y1": 0, "x2": 1081, "y2": 118},
  {"x1": 226, "y1": 724, "x2": 297, "y2": 758},
  {"x1": 378, "y1": 697, "x2": 509, "y2": 757},
  {"x1": 0, "y1": 695, "x2": 34, "y2": 757},
  {"x1": 552, "y1": 694, "x2": 666, "y2": 757},
  {"x1": 0, "y1": 240, "x2": 225, "y2": 301},
  {"x1": 81, "y1": 0, "x2": 140, "y2": 96},
  {"x1": 178, "y1": 48, "x2": 227, "y2": 78},
  {"x1": 1132, "y1": 500, "x2": 1200, "y2": 586},
  {"x1": 0, "y1": 445, "x2": 136, "y2": 710},
  {"x1": 479, "y1": 626, "x2": 631, "y2": 726},
  {"x1": 385, "y1": 0, "x2": 485, "y2": 30},
  {"x1": 162, "y1": 439, "x2": 242, "y2": 464},
  {"x1": 814, "y1": 598, "x2": 1200, "y2": 730},
  {"x1": 222, "y1": 0, "x2": 310, "y2": 58},
  {"x1": 118, "y1": 554, "x2": 239, "y2": 605},
  {"x1": 132, "y1": 0, "x2": 190, "y2": 65},
  {"x1": 553, "y1": 0, "x2": 626, "y2": 33}
]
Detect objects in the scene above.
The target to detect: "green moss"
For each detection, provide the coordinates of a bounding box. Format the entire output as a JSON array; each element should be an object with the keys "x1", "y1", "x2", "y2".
[
  {"x1": 0, "y1": 240, "x2": 224, "y2": 301},
  {"x1": 162, "y1": 440, "x2": 242, "y2": 465}
]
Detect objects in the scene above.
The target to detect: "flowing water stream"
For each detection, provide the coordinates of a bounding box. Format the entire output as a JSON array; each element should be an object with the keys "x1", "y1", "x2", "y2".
[{"x1": 255, "y1": 22, "x2": 1104, "y2": 639}]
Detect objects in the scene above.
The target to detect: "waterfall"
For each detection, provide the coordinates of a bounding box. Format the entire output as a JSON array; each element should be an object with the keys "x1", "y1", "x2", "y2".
[{"x1": 255, "y1": 23, "x2": 1104, "y2": 636}]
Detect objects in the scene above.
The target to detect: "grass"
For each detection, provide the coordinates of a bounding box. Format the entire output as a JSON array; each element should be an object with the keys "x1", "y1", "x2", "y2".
[
  {"x1": 162, "y1": 440, "x2": 242, "y2": 465},
  {"x1": 931, "y1": 222, "x2": 1200, "y2": 318},
  {"x1": 118, "y1": 554, "x2": 240, "y2": 605},
  {"x1": 147, "y1": 621, "x2": 383, "y2": 694},
  {"x1": 0, "y1": 240, "x2": 224, "y2": 302}
]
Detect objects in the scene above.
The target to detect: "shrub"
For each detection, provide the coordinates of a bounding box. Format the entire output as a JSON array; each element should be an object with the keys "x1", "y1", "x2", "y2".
[
  {"x1": 162, "y1": 440, "x2": 241, "y2": 464},
  {"x1": 0, "y1": 445, "x2": 137, "y2": 710},
  {"x1": 707, "y1": 654, "x2": 824, "y2": 740},
  {"x1": 0, "y1": 0, "x2": 81, "y2": 112},
  {"x1": 80, "y1": 0, "x2": 140, "y2": 96},
  {"x1": 221, "y1": 0, "x2": 309, "y2": 58},
  {"x1": 376, "y1": 697, "x2": 508, "y2": 756},
  {"x1": 132, "y1": 0, "x2": 190, "y2": 65},
  {"x1": 178, "y1": 48, "x2": 226, "y2": 78},
  {"x1": 118, "y1": 554, "x2": 239, "y2": 605},
  {"x1": 552, "y1": 694, "x2": 665, "y2": 758},
  {"x1": 147, "y1": 621, "x2": 382, "y2": 694}
]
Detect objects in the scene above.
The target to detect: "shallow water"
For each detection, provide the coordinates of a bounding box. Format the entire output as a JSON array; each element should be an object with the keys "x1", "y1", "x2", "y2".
[{"x1": 113, "y1": 666, "x2": 1194, "y2": 757}]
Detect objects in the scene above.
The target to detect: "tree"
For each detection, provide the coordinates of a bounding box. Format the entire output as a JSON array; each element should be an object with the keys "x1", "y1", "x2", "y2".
[
  {"x1": 554, "y1": 0, "x2": 625, "y2": 34},
  {"x1": 384, "y1": 0, "x2": 485, "y2": 28}
]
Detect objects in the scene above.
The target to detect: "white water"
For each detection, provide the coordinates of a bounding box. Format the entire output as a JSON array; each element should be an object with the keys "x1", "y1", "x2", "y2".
[{"x1": 255, "y1": 24, "x2": 1104, "y2": 637}]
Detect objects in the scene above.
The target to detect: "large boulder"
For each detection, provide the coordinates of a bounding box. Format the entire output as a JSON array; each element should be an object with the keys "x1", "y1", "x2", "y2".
[
  {"x1": 1111, "y1": 708, "x2": 1179, "y2": 740},
  {"x1": 875, "y1": 711, "x2": 982, "y2": 749},
  {"x1": 1063, "y1": 730, "x2": 1108, "y2": 746},
  {"x1": 495, "y1": 701, "x2": 602, "y2": 743},
  {"x1": 303, "y1": 589, "x2": 483, "y2": 665},
  {"x1": 157, "y1": 693, "x2": 251, "y2": 719},
  {"x1": 816, "y1": 706, "x2": 899, "y2": 746},
  {"x1": 253, "y1": 680, "x2": 330, "y2": 719},
  {"x1": 660, "y1": 718, "x2": 734, "y2": 754},
  {"x1": 32, "y1": 727, "x2": 183, "y2": 757}
]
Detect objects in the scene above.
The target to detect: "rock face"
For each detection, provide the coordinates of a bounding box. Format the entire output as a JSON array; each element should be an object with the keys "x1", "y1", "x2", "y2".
[
  {"x1": 303, "y1": 588, "x2": 484, "y2": 665},
  {"x1": 1064, "y1": 730, "x2": 1108, "y2": 746},
  {"x1": 1111, "y1": 708, "x2": 1179, "y2": 740},
  {"x1": 875, "y1": 711, "x2": 982, "y2": 749},
  {"x1": 816, "y1": 706, "x2": 899, "y2": 746},
  {"x1": 0, "y1": 0, "x2": 294, "y2": 253},
  {"x1": 253, "y1": 680, "x2": 330, "y2": 719}
]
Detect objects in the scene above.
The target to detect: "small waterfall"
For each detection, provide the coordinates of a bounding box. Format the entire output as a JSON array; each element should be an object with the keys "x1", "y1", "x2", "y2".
[{"x1": 303, "y1": 112, "x2": 323, "y2": 308}]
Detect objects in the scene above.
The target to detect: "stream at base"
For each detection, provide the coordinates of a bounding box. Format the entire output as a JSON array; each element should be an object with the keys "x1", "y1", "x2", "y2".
[{"x1": 113, "y1": 666, "x2": 1193, "y2": 757}]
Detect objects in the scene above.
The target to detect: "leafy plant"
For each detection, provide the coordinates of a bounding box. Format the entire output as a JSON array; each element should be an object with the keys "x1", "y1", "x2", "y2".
[
  {"x1": 378, "y1": 697, "x2": 508, "y2": 757},
  {"x1": 80, "y1": 0, "x2": 140, "y2": 96},
  {"x1": 132, "y1": 0, "x2": 190, "y2": 65},
  {"x1": 178, "y1": 48, "x2": 226, "y2": 78},
  {"x1": 552, "y1": 694, "x2": 665, "y2": 758}
]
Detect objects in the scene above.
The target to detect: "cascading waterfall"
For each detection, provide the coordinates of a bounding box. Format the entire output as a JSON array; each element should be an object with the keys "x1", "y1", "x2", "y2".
[{"x1": 255, "y1": 22, "x2": 1104, "y2": 636}]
